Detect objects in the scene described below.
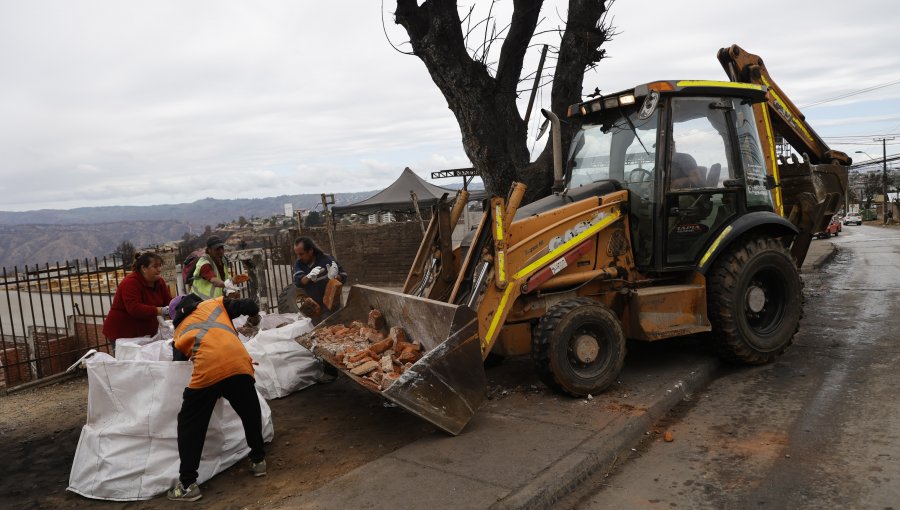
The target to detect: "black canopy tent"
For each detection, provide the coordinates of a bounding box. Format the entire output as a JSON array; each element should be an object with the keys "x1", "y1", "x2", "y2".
[{"x1": 332, "y1": 167, "x2": 484, "y2": 215}]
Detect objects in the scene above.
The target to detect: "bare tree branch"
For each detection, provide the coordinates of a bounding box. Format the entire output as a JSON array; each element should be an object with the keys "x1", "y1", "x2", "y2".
[
  {"x1": 381, "y1": 0, "x2": 416, "y2": 55},
  {"x1": 494, "y1": 1, "x2": 542, "y2": 92},
  {"x1": 394, "y1": 0, "x2": 616, "y2": 200}
]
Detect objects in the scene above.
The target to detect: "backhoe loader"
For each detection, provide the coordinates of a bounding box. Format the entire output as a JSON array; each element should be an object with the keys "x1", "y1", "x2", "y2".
[{"x1": 300, "y1": 44, "x2": 849, "y2": 435}]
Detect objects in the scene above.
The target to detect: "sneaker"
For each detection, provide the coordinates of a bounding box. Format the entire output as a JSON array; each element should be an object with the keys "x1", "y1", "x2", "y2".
[
  {"x1": 167, "y1": 482, "x2": 202, "y2": 501},
  {"x1": 250, "y1": 459, "x2": 267, "y2": 477}
]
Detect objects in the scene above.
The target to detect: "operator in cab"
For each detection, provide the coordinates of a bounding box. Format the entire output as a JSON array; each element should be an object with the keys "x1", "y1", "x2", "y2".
[{"x1": 669, "y1": 142, "x2": 703, "y2": 189}]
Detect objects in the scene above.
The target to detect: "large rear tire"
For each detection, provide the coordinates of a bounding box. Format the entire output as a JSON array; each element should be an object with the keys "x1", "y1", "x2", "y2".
[
  {"x1": 532, "y1": 298, "x2": 626, "y2": 397},
  {"x1": 707, "y1": 236, "x2": 802, "y2": 364}
]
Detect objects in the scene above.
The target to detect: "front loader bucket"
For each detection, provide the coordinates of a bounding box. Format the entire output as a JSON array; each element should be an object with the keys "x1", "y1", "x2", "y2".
[
  {"x1": 779, "y1": 159, "x2": 848, "y2": 267},
  {"x1": 304, "y1": 285, "x2": 485, "y2": 435}
]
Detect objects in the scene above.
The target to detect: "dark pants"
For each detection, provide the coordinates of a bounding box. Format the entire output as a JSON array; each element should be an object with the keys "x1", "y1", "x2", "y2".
[{"x1": 176, "y1": 374, "x2": 265, "y2": 486}]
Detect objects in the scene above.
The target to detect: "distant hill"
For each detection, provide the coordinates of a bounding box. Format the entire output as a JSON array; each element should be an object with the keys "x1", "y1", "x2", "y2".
[
  {"x1": 0, "y1": 192, "x2": 375, "y2": 269},
  {"x1": 0, "y1": 192, "x2": 375, "y2": 227},
  {"x1": 0, "y1": 221, "x2": 193, "y2": 271}
]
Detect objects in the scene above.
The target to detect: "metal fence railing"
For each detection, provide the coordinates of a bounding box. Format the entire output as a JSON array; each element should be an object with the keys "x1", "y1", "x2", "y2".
[{"x1": 0, "y1": 234, "x2": 296, "y2": 391}]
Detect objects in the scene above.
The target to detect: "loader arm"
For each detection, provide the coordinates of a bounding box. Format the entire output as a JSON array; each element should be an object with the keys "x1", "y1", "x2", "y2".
[
  {"x1": 717, "y1": 44, "x2": 851, "y2": 166},
  {"x1": 718, "y1": 44, "x2": 850, "y2": 266},
  {"x1": 472, "y1": 186, "x2": 628, "y2": 354},
  {"x1": 402, "y1": 190, "x2": 469, "y2": 300}
]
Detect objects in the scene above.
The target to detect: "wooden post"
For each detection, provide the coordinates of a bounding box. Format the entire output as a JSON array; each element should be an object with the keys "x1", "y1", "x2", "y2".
[
  {"x1": 321, "y1": 193, "x2": 337, "y2": 259},
  {"x1": 410, "y1": 191, "x2": 426, "y2": 235}
]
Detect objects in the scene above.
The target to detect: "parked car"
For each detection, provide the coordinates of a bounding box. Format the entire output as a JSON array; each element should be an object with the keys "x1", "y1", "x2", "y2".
[
  {"x1": 814, "y1": 217, "x2": 843, "y2": 238},
  {"x1": 843, "y1": 213, "x2": 862, "y2": 226}
]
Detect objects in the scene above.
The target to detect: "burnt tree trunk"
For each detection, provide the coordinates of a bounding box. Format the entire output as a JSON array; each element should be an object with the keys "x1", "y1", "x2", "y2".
[{"x1": 395, "y1": 0, "x2": 612, "y2": 202}]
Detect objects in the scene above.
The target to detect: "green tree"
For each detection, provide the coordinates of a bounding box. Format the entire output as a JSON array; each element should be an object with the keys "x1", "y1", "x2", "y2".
[
  {"x1": 394, "y1": 0, "x2": 615, "y2": 201},
  {"x1": 863, "y1": 172, "x2": 881, "y2": 209}
]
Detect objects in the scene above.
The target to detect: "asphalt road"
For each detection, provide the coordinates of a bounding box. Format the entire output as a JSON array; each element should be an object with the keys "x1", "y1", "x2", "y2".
[{"x1": 564, "y1": 224, "x2": 900, "y2": 509}]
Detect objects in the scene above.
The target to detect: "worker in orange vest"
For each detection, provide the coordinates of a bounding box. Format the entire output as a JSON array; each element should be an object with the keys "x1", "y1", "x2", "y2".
[{"x1": 165, "y1": 294, "x2": 266, "y2": 502}]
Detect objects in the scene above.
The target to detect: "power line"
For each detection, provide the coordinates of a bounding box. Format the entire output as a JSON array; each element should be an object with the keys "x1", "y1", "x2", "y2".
[
  {"x1": 800, "y1": 78, "x2": 900, "y2": 109},
  {"x1": 822, "y1": 133, "x2": 900, "y2": 139},
  {"x1": 850, "y1": 153, "x2": 900, "y2": 170}
]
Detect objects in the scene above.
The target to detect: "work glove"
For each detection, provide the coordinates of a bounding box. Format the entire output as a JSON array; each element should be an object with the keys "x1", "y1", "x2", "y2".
[
  {"x1": 307, "y1": 266, "x2": 326, "y2": 282},
  {"x1": 246, "y1": 314, "x2": 261, "y2": 327},
  {"x1": 326, "y1": 261, "x2": 339, "y2": 280},
  {"x1": 223, "y1": 279, "x2": 241, "y2": 295},
  {"x1": 161, "y1": 306, "x2": 170, "y2": 318}
]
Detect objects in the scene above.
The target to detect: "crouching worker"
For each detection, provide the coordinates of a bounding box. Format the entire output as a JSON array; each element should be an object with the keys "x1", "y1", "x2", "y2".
[{"x1": 165, "y1": 294, "x2": 267, "y2": 502}]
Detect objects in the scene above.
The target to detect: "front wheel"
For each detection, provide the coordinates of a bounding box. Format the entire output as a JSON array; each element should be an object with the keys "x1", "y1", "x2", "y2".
[
  {"x1": 707, "y1": 236, "x2": 802, "y2": 364},
  {"x1": 532, "y1": 298, "x2": 626, "y2": 397}
]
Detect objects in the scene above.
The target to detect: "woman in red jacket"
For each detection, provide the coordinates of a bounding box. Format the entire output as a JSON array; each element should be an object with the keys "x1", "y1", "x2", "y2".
[{"x1": 102, "y1": 251, "x2": 173, "y2": 346}]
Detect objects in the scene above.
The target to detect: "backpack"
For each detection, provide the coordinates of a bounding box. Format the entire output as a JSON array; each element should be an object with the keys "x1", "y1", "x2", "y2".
[{"x1": 181, "y1": 249, "x2": 205, "y2": 288}]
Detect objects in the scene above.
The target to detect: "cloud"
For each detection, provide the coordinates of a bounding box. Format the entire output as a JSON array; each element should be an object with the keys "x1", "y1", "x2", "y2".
[{"x1": 2, "y1": 0, "x2": 899, "y2": 211}]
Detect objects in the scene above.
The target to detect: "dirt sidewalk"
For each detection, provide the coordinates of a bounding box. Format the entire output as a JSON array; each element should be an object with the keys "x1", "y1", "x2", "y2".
[{"x1": 0, "y1": 372, "x2": 435, "y2": 509}]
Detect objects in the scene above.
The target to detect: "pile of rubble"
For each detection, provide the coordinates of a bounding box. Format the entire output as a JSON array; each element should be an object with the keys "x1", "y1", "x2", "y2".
[{"x1": 302, "y1": 310, "x2": 422, "y2": 391}]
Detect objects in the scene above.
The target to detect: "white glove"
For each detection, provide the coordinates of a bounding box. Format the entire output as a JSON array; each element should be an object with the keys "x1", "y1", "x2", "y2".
[
  {"x1": 307, "y1": 266, "x2": 326, "y2": 282},
  {"x1": 161, "y1": 306, "x2": 170, "y2": 317},
  {"x1": 326, "y1": 261, "x2": 339, "y2": 279},
  {"x1": 223, "y1": 279, "x2": 241, "y2": 295}
]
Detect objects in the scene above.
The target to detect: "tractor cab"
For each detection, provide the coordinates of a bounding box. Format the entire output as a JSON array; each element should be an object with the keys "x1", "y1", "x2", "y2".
[{"x1": 564, "y1": 81, "x2": 776, "y2": 273}]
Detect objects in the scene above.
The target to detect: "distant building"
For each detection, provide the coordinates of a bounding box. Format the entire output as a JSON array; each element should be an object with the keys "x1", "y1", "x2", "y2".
[{"x1": 366, "y1": 212, "x2": 396, "y2": 224}]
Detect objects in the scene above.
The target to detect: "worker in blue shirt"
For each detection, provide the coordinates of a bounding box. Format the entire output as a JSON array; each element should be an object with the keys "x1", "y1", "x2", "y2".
[{"x1": 292, "y1": 237, "x2": 348, "y2": 325}]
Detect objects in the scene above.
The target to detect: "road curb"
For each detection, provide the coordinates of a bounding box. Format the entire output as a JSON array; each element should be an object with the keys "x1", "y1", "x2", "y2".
[
  {"x1": 809, "y1": 242, "x2": 838, "y2": 271},
  {"x1": 490, "y1": 357, "x2": 720, "y2": 510}
]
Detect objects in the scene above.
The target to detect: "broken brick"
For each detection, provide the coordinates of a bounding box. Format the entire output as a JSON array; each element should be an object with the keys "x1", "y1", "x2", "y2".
[
  {"x1": 350, "y1": 360, "x2": 380, "y2": 376},
  {"x1": 380, "y1": 355, "x2": 393, "y2": 373},
  {"x1": 368, "y1": 309, "x2": 386, "y2": 331},
  {"x1": 371, "y1": 338, "x2": 394, "y2": 355}
]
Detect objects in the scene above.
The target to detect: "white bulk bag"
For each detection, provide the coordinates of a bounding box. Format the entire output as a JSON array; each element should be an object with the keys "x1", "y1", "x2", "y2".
[
  {"x1": 67, "y1": 354, "x2": 274, "y2": 501},
  {"x1": 240, "y1": 314, "x2": 323, "y2": 400}
]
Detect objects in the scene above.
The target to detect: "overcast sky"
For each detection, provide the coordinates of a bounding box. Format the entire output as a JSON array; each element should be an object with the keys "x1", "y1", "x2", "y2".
[{"x1": 2, "y1": 0, "x2": 899, "y2": 212}]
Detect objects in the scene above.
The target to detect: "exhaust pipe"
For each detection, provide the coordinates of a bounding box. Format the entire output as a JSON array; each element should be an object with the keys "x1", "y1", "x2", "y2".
[{"x1": 541, "y1": 108, "x2": 565, "y2": 193}]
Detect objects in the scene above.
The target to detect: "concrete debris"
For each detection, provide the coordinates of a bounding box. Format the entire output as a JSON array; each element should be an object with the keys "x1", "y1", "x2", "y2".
[
  {"x1": 350, "y1": 360, "x2": 380, "y2": 376},
  {"x1": 299, "y1": 310, "x2": 423, "y2": 391}
]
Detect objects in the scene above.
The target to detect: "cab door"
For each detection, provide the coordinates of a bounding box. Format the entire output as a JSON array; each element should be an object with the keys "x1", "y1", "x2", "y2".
[{"x1": 661, "y1": 96, "x2": 745, "y2": 268}]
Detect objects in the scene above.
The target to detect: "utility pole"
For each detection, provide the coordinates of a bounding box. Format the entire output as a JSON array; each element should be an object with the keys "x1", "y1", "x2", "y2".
[{"x1": 875, "y1": 137, "x2": 895, "y2": 223}]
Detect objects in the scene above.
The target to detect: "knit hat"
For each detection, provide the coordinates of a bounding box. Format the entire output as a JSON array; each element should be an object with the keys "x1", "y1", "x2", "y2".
[{"x1": 169, "y1": 295, "x2": 185, "y2": 316}]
